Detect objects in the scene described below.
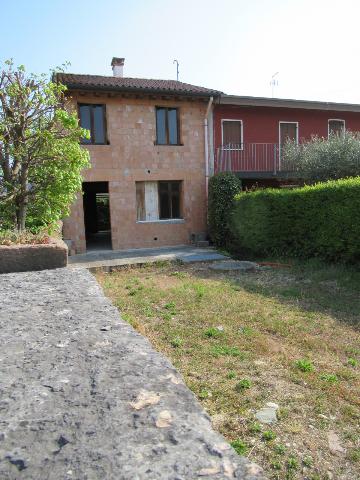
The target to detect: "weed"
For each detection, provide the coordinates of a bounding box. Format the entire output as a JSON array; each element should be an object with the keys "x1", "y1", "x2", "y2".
[
  {"x1": 262, "y1": 430, "x2": 276, "y2": 441},
  {"x1": 170, "y1": 336, "x2": 182, "y2": 348},
  {"x1": 319, "y1": 373, "x2": 338, "y2": 384},
  {"x1": 239, "y1": 326, "x2": 254, "y2": 336},
  {"x1": 194, "y1": 284, "x2": 206, "y2": 299},
  {"x1": 295, "y1": 359, "x2": 314, "y2": 372},
  {"x1": 249, "y1": 422, "x2": 262, "y2": 434},
  {"x1": 163, "y1": 302, "x2": 177, "y2": 315},
  {"x1": 227, "y1": 370, "x2": 236, "y2": 379},
  {"x1": 235, "y1": 379, "x2": 252, "y2": 391},
  {"x1": 142, "y1": 306, "x2": 154, "y2": 317},
  {"x1": 274, "y1": 444, "x2": 286, "y2": 455},
  {"x1": 204, "y1": 327, "x2": 223, "y2": 338},
  {"x1": 286, "y1": 456, "x2": 299, "y2": 470},
  {"x1": 270, "y1": 460, "x2": 282, "y2": 470},
  {"x1": 230, "y1": 439, "x2": 248, "y2": 456},
  {"x1": 348, "y1": 448, "x2": 360, "y2": 463},
  {"x1": 302, "y1": 456, "x2": 313, "y2": 467},
  {"x1": 169, "y1": 271, "x2": 187, "y2": 278},
  {"x1": 348, "y1": 357, "x2": 358, "y2": 367},
  {"x1": 198, "y1": 389, "x2": 209, "y2": 399},
  {"x1": 211, "y1": 345, "x2": 244, "y2": 357}
]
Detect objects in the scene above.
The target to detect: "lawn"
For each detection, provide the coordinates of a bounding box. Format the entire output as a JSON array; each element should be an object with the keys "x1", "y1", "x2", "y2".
[{"x1": 96, "y1": 259, "x2": 360, "y2": 480}]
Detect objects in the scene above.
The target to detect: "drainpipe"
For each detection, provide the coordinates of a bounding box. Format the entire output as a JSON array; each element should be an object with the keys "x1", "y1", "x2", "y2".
[{"x1": 204, "y1": 96, "x2": 214, "y2": 201}]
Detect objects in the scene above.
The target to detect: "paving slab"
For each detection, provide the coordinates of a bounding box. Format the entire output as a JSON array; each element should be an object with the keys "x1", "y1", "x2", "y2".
[
  {"x1": 68, "y1": 245, "x2": 228, "y2": 270},
  {"x1": 209, "y1": 261, "x2": 259, "y2": 272},
  {"x1": 0, "y1": 268, "x2": 265, "y2": 479}
]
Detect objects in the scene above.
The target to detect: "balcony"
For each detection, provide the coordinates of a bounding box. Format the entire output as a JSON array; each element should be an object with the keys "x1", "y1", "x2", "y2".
[{"x1": 215, "y1": 143, "x2": 297, "y2": 178}]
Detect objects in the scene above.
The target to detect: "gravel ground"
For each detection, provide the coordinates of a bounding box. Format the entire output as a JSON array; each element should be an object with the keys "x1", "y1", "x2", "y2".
[{"x1": 0, "y1": 267, "x2": 265, "y2": 480}]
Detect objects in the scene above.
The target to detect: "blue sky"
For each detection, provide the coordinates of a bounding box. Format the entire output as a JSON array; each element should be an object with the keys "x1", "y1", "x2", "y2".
[{"x1": 3, "y1": 0, "x2": 360, "y2": 103}]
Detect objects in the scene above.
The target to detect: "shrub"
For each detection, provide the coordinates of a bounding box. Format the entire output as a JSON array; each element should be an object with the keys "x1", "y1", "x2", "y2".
[
  {"x1": 283, "y1": 131, "x2": 360, "y2": 184},
  {"x1": 0, "y1": 228, "x2": 50, "y2": 246},
  {"x1": 208, "y1": 172, "x2": 242, "y2": 247},
  {"x1": 230, "y1": 177, "x2": 360, "y2": 262}
]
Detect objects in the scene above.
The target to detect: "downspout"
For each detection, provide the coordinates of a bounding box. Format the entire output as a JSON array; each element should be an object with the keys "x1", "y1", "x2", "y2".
[{"x1": 204, "y1": 96, "x2": 214, "y2": 201}]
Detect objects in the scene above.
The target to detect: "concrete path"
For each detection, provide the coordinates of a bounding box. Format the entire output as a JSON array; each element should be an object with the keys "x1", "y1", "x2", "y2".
[
  {"x1": 68, "y1": 245, "x2": 228, "y2": 270},
  {"x1": 0, "y1": 268, "x2": 265, "y2": 480}
]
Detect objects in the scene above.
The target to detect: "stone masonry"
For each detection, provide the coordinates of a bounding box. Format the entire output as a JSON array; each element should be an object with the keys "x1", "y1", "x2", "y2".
[
  {"x1": 0, "y1": 268, "x2": 265, "y2": 479},
  {"x1": 63, "y1": 96, "x2": 209, "y2": 253}
]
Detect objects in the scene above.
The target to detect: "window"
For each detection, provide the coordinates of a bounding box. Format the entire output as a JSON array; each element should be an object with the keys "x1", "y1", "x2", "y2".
[
  {"x1": 136, "y1": 181, "x2": 182, "y2": 221},
  {"x1": 279, "y1": 122, "x2": 298, "y2": 148},
  {"x1": 279, "y1": 122, "x2": 298, "y2": 161},
  {"x1": 159, "y1": 181, "x2": 181, "y2": 219},
  {"x1": 156, "y1": 107, "x2": 179, "y2": 145},
  {"x1": 78, "y1": 104, "x2": 107, "y2": 144},
  {"x1": 221, "y1": 119, "x2": 243, "y2": 150},
  {"x1": 328, "y1": 119, "x2": 345, "y2": 137}
]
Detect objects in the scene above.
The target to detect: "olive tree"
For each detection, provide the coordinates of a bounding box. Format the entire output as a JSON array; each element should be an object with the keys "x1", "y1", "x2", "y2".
[
  {"x1": 283, "y1": 131, "x2": 360, "y2": 184},
  {"x1": 0, "y1": 60, "x2": 90, "y2": 232}
]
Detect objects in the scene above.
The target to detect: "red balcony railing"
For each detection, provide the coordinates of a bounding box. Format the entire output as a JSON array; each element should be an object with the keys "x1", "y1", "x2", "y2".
[{"x1": 215, "y1": 143, "x2": 295, "y2": 175}]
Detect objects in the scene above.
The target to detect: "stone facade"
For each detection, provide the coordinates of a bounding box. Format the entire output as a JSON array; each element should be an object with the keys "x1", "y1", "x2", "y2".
[{"x1": 63, "y1": 94, "x2": 209, "y2": 253}]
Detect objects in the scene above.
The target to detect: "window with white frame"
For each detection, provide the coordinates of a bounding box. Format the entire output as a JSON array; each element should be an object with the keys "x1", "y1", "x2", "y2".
[
  {"x1": 136, "y1": 181, "x2": 182, "y2": 221},
  {"x1": 328, "y1": 119, "x2": 345, "y2": 137},
  {"x1": 221, "y1": 119, "x2": 243, "y2": 150}
]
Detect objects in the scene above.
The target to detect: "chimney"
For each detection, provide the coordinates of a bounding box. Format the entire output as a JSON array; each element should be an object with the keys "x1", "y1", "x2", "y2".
[{"x1": 111, "y1": 57, "x2": 125, "y2": 77}]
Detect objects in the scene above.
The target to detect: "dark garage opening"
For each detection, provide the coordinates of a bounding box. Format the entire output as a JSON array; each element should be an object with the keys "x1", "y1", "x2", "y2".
[{"x1": 83, "y1": 182, "x2": 112, "y2": 251}]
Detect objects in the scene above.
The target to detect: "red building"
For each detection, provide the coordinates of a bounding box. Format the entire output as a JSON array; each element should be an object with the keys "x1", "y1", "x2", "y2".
[{"x1": 213, "y1": 95, "x2": 360, "y2": 186}]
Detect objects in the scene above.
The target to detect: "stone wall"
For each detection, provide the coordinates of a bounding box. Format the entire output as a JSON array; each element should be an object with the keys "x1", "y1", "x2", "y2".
[
  {"x1": 63, "y1": 95, "x2": 208, "y2": 253},
  {"x1": 0, "y1": 239, "x2": 68, "y2": 274}
]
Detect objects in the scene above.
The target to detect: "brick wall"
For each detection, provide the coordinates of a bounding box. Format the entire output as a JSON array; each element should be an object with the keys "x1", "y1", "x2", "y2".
[{"x1": 63, "y1": 95, "x2": 208, "y2": 253}]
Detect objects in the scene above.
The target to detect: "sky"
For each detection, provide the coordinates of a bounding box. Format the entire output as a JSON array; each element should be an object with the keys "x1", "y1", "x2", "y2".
[{"x1": 2, "y1": 0, "x2": 360, "y2": 103}]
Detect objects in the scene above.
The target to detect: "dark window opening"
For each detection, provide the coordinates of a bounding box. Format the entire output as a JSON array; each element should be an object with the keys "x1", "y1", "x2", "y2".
[
  {"x1": 156, "y1": 107, "x2": 179, "y2": 145},
  {"x1": 159, "y1": 181, "x2": 181, "y2": 219},
  {"x1": 83, "y1": 182, "x2": 112, "y2": 251},
  {"x1": 79, "y1": 104, "x2": 107, "y2": 144}
]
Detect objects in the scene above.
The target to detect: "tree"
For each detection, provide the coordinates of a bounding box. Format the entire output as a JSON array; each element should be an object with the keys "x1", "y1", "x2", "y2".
[
  {"x1": 0, "y1": 60, "x2": 90, "y2": 232},
  {"x1": 283, "y1": 131, "x2": 360, "y2": 184}
]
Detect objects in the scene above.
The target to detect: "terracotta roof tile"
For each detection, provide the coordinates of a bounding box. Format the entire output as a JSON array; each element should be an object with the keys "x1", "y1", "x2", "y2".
[{"x1": 55, "y1": 73, "x2": 222, "y2": 97}]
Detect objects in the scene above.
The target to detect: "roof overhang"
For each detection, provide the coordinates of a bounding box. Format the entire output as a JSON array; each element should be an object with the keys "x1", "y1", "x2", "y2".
[{"x1": 220, "y1": 94, "x2": 360, "y2": 112}]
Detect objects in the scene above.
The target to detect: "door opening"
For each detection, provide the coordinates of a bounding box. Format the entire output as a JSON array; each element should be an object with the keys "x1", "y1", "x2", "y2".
[{"x1": 83, "y1": 182, "x2": 112, "y2": 251}]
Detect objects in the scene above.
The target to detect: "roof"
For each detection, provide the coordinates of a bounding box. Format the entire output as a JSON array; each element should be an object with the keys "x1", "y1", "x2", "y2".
[
  {"x1": 220, "y1": 94, "x2": 360, "y2": 113},
  {"x1": 56, "y1": 73, "x2": 222, "y2": 98}
]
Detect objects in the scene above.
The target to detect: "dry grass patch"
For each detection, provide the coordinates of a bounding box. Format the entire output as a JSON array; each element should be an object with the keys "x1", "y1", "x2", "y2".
[{"x1": 96, "y1": 260, "x2": 360, "y2": 479}]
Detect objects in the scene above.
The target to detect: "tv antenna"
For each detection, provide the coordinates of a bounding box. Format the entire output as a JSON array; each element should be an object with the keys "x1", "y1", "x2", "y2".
[
  {"x1": 270, "y1": 72, "x2": 279, "y2": 97},
  {"x1": 173, "y1": 59, "x2": 179, "y2": 81}
]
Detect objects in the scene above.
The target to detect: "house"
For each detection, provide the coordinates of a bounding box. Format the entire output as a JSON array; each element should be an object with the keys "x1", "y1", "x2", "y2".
[
  {"x1": 56, "y1": 58, "x2": 221, "y2": 254},
  {"x1": 213, "y1": 95, "x2": 360, "y2": 188},
  {"x1": 57, "y1": 59, "x2": 360, "y2": 253}
]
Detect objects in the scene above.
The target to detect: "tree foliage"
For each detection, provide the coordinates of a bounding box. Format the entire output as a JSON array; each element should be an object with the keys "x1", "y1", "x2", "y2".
[
  {"x1": 0, "y1": 60, "x2": 90, "y2": 231},
  {"x1": 283, "y1": 131, "x2": 360, "y2": 184}
]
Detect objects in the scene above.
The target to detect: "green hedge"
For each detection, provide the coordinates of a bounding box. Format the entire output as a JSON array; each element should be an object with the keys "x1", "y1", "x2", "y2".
[
  {"x1": 230, "y1": 177, "x2": 360, "y2": 262},
  {"x1": 208, "y1": 173, "x2": 242, "y2": 247}
]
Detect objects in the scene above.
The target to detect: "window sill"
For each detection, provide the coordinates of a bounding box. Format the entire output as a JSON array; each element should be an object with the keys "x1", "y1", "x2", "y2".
[
  {"x1": 154, "y1": 143, "x2": 184, "y2": 147},
  {"x1": 136, "y1": 219, "x2": 185, "y2": 225},
  {"x1": 81, "y1": 143, "x2": 111, "y2": 146}
]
